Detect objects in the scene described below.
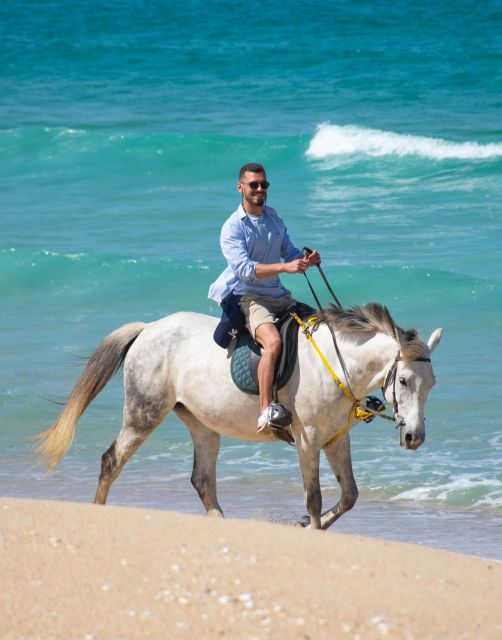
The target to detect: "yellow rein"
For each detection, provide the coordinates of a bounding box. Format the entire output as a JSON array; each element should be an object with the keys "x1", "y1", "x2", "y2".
[{"x1": 291, "y1": 312, "x2": 374, "y2": 447}]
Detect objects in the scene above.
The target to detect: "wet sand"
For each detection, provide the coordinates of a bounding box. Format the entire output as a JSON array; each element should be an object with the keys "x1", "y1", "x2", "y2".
[{"x1": 1, "y1": 496, "x2": 501, "y2": 639}]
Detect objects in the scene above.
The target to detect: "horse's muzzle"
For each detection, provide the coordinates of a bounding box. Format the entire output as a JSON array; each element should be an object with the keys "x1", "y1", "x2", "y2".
[{"x1": 400, "y1": 428, "x2": 425, "y2": 450}]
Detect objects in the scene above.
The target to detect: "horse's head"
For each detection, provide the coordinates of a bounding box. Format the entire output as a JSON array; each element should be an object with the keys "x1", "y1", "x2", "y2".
[
  {"x1": 322, "y1": 304, "x2": 443, "y2": 450},
  {"x1": 383, "y1": 327, "x2": 443, "y2": 450}
]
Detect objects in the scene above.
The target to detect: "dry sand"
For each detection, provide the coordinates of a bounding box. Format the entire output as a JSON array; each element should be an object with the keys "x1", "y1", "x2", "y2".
[{"x1": 1, "y1": 497, "x2": 501, "y2": 639}]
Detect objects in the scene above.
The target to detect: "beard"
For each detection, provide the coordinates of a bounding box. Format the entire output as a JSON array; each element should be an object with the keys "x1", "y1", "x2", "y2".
[{"x1": 246, "y1": 193, "x2": 266, "y2": 207}]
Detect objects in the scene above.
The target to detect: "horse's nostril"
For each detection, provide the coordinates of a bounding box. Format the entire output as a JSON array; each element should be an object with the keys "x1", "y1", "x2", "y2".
[{"x1": 405, "y1": 432, "x2": 413, "y2": 445}]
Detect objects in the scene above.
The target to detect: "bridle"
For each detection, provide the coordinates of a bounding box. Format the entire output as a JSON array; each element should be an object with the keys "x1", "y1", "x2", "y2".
[{"x1": 382, "y1": 353, "x2": 431, "y2": 428}]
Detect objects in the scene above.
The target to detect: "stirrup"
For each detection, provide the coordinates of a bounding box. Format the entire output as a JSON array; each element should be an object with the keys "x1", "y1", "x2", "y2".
[
  {"x1": 267, "y1": 402, "x2": 292, "y2": 428},
  {"x1": 268, "y1": 403, "x2": 295, "y2": 445},
  {"x1": 258, "y1": 403, "x2": 295, "y2": 444}
]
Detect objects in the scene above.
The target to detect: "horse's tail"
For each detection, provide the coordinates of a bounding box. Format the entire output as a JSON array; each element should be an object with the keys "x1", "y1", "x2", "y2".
[{"x1": 35, "y1": 321, "x2": 146, "y2": 472}]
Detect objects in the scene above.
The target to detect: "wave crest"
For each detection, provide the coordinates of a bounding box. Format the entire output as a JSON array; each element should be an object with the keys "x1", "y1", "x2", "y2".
[{"x1": 306, "y1": 123, "x2": 502, "y2": 160}]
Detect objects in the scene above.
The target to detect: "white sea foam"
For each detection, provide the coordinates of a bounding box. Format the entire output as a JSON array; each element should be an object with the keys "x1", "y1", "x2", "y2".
[
  {"x1": 390, "y1": 476, "x2": 502, "y2": 507},
  {"x1": 306, "y1": 123, "x2": 502, "y2": 161}
]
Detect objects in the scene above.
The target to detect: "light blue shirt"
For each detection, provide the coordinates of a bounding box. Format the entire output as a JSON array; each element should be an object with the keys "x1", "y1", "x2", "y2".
[{"x1": 208, "y1": 204, "x2": 302, "y2": 304}]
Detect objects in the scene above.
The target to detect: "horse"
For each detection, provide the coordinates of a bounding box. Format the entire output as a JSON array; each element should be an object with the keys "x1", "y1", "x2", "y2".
[{"x1": 35, "y1": 303, "x2": 442, "y2": 530}]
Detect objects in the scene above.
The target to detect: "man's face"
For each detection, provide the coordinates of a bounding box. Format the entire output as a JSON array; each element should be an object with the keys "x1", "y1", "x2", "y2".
[{"x1": 237, "y1": 171, "x2": 269, "y2": 209}]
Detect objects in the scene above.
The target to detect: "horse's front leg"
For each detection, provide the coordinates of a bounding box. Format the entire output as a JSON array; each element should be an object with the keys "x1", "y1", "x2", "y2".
[
  {"x1": 320, "y1": 434, "x2": 358, "y2": 530},
  {"x1": 296, "y1": 430, "x2": 322, "y2": 529}
]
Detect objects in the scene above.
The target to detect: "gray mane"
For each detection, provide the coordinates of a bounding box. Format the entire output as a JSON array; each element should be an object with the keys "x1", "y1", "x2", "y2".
[{"x1": 321, "y1": 302, "x2": 429, "y2": 362}]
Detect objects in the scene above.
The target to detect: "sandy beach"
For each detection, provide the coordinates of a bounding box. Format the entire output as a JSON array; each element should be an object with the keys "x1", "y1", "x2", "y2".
[{"x1": 1, "y1": 497, "x2": 500, "y2": 639}]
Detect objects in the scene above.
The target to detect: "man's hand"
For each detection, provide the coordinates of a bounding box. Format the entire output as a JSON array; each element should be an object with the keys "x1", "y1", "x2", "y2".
[
  {"x1": 283, "y1": 258, "x2": 310, "y2": 274},
  {"x1": 305, "y1": 250, "x2": 321, "y2": 267},
  {"x1": 255, "y1": 250, "x2": 322, "y2": 278}
]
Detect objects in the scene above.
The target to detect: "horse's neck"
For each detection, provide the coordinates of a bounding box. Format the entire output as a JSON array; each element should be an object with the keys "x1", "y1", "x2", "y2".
[
  {"x1": 319, "y1": 326, "x2": 397, "y2": 398},
  {"x1": 357, "y1": 332, "x2": 398, "y2": 394}
]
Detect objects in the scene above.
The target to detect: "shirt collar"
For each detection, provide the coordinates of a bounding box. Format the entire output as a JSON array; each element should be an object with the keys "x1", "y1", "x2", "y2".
[{"x1": 238, "y1": 203, "x2": 267, "y2": 220}]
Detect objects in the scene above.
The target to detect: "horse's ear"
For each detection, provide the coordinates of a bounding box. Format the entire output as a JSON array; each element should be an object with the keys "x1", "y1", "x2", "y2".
[{"x1": 427, "y1": 328, "x2": 443, "y2": 353}]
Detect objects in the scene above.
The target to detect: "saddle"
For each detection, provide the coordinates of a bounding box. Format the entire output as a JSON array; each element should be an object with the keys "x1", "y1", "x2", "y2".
[{"x1": 230, "y1": 301, "x2": 316, "y2": 396}]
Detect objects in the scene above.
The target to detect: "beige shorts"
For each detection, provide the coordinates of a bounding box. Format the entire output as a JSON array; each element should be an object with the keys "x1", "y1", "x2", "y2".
[{"x1": 239, "y1": 294, "x2": 295, "y2": 340}]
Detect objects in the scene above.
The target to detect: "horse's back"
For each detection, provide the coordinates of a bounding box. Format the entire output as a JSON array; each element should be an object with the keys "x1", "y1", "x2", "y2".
[{"x1": 128, "y1": 311, "x2": 218, "y2": 358}]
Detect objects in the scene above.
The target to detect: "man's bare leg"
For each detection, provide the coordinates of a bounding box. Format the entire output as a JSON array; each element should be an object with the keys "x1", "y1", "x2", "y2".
[{"x1": 255, "y1": 322, "x2": 282, "y2": 429}]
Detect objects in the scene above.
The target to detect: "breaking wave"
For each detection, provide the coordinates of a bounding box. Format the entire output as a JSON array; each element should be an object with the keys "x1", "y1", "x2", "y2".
[{"x1": 306, "y1": 123, "x2": 502, "y2": 161}]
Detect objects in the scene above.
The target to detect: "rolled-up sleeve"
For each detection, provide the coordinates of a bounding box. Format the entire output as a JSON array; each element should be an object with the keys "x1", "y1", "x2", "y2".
[{"x1": 220, "y1": 218, "x2": 257, "y2": 282}]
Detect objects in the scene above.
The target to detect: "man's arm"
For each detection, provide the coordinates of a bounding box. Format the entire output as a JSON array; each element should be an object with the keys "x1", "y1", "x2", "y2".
[{"x1": 255, "y1": 258, "x2": 310, "y2": 278}]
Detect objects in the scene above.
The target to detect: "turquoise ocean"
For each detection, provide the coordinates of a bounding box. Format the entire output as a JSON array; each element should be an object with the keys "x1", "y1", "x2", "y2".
[{"x1": 1, "y1": 1, "x2": 501, "y2": 560}]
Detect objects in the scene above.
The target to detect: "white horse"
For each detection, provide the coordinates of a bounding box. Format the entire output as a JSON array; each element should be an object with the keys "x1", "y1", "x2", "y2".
[{"x1": 36, "y1": 303, "x2": 442, "y2": 530}]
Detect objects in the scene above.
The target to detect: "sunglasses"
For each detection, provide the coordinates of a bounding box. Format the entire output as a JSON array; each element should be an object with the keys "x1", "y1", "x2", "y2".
[{"x1": 243, "y1": 180, "x2": 270, "y2": 190}]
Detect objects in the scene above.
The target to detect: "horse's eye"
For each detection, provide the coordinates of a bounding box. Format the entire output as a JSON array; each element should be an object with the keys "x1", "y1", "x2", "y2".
[{"x1": 399, "y1": 377, "x2": 407, "y2": 386}]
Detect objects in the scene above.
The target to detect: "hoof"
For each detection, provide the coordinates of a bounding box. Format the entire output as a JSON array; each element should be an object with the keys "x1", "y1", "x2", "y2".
[{"x1": 295, "y1": 515, "x2": 310, "y2": 528}]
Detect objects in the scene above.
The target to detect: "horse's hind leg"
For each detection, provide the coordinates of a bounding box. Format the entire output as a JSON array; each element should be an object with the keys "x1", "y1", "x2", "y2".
[
  {"x1": 319, "y1": 434, "x2": 358, "y2": 530},
  {"x1": 174, "y1": 404, "x2": 224, "y2": 518},
  {"x1": 94, "y1": 397, "x2": 169, "y2": 505}
]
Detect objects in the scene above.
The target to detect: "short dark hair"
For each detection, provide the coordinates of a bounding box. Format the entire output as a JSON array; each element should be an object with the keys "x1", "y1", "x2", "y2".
[{"x1": 239, "y1": 163, "x2": 266, "y2": 180}]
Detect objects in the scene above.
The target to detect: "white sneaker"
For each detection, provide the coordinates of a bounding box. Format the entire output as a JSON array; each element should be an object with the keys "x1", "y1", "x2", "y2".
[{"x1": 257, "y1": 407, "x2": 272, "y2": 434}]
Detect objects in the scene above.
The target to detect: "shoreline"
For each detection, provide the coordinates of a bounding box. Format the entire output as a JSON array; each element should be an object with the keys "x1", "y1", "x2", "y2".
[
  {"x1": 3, "y1": 460, "x2": 501, "y2": 561},
  {"x1": 1, "y1": 496, "x2": 501, "y2": 639}
]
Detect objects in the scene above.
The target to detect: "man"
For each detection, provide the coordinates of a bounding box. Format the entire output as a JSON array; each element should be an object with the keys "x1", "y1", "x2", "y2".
[{"x1": 208, "y1": 163, "x2": 320, "y2": 432}]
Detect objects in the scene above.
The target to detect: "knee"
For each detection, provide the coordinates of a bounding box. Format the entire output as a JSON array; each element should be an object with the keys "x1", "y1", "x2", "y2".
[
  {"x1": 263, "y1": 334, "x2": 282, "y2": 357},
  {"x1": 256, "y1": 324, "x2": 282, "y2": 357}
]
